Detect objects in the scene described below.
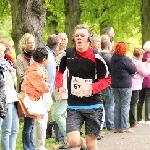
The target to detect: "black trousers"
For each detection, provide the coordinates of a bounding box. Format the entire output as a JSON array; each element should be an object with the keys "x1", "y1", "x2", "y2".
[
  {"x1": 129, "y1": 90, "x2": 139, "y2": 125},
  {"x1": 137, "y1": 88, "x2": 150, "y2": 121}
]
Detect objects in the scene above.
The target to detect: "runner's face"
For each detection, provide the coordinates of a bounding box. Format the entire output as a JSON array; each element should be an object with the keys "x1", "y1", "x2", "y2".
[{"x1": 74, "y1": 29, "x2": 90, "y2": 52}]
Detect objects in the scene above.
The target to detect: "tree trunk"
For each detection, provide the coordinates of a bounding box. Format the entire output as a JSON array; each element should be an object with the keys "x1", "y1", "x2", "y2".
[
  {"x1": 47, "y1": 20, "x2": 58, "y2": 35},
  {"x1": 9, "y1": 0, "x2": 46, "y2": 56},
  {"x1": 64, "y1": 0, "x2": 81, "y2": 48},
  {"x1": 141, "y1": 0, "x2": 150, "y2": 45}
]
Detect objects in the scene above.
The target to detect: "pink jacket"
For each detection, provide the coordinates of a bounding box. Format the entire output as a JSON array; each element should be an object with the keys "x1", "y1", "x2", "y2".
[{"x1": 132, "y1": 56, "x2": 150, "y2": 91}]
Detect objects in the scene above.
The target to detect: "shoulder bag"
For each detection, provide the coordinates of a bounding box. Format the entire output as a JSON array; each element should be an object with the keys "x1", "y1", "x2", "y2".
[{"x1": 23, "y1": 75, "x2": 45, "y2": 116}]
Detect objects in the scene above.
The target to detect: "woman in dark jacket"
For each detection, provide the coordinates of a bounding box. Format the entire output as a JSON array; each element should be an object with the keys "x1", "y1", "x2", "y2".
[{"x1": 110, "y1": 42, "x2": 137, "y2": 133}]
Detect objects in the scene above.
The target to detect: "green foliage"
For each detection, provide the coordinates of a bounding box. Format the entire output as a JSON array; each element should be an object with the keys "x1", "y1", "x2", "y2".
[
  {"x1": 0, "y1": 0, "x2": 11, "y2": 21},
  {"x1": 46, "y1": 0, "x2": 65, "y2": 31},
  {"x1": 79, "y1": 0, "x2": 142, "y2": 52},
  {"x1": 0, "y1": 16, "x2": 12, "y2": 39}
]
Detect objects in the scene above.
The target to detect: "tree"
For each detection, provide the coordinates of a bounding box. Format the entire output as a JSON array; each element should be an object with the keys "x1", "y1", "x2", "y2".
[
  {"x1": 64, "y1": 0, "x2": 81, "y2": 47},
  {"x1": 141, "y1": 0, "x2": 150, "y2": 45},
  {"x1": 9, "y1": 0, "x2": 46, "y2": 56}
]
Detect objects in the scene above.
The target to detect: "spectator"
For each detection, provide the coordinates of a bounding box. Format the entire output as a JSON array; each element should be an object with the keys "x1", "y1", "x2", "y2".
[
  {"x1": 137, "y1": 41, "x2": 150, "y2": 124},
  {"x1": 17, "y1": 33, "x2": 35, "y2": 92},
  {"x1": 53, "y1": 33, "x2": 71, "y2": 149},
  {"x1": 18, "y1": 48, "x2": 50, "y2": 150},
  {"x1": 90, "y1": 34, "x2": 101, "y2": 51},
  {"x1": 16, "y1": 33, "x2": 36, "y2": 150},
  {"x1": 110, "y1": 42, "x2": 137, "y2": 133},
  {"x1": 0, "y1": 39, "x2": 19, "y2": 150},
  {"x1": 100, "y1": 39, "x2": 114, "y2": 131},
  {"x1": 129, "y1": 47, "x2": 150, "y2": 128}
]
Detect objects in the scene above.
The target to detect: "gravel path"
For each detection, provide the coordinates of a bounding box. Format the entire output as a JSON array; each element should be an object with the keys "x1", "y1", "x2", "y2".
[{"x1": 54, "y1": 124, "x2": 150, "y2": 150}]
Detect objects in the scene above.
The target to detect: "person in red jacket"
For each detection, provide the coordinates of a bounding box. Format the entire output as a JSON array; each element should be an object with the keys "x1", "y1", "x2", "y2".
[{"x1": 55, "y1": 24, "x2": 111, "y2": 150}]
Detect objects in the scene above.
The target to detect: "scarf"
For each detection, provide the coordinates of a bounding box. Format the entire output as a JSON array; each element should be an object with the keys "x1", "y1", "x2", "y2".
[
  {"x1": 0, "y1": 58, "x2": 7, "y2": 72},
  {"x1": 23, "y1": 50, "x2": 34, "y2": 61},
  {"x1": 4, "y1": 54, "x2": 17, "y2": 69}
]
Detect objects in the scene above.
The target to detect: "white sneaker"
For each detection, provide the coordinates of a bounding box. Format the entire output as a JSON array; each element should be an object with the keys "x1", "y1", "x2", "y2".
[
  {"x1": 138, "y1": 120, "x2": 145, "y2": 124},
  {"x1": 145, "y1": 121, "x2": 150, "y2": 124}
]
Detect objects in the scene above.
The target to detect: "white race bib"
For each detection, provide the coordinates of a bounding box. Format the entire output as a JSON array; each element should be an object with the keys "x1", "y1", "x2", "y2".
[{"x1": 71, "y1": 76, "x2": 92, "y2": 97}]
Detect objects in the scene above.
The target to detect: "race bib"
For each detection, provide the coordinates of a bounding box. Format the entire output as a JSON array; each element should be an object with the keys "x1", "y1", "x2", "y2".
[{"x1": 71, "y1": 76, "x2": 92, "y2": 97}]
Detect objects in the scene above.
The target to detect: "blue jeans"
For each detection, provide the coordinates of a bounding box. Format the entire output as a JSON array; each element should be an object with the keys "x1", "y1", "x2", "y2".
[
  {"x1": 1, "y1": 102, "x2": 19, "y2": 150},
  {"x1": 22, "y1": 117, "x2": 35, "y2": 150},
  {"x1": 102, "y1": 87, "x2": 114, "y2": 130},
  {"x1": 113, "y1": 88, "x2": 132, "y2": 130}
]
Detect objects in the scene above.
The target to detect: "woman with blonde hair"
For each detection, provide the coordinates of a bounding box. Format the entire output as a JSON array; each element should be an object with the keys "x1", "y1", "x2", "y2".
[
  {"x1": 16, "y1": 33, "x2": 35, "y2": 150},
  {"x1": 17, "y1": 33, "x2": 35, "y2": 84}
]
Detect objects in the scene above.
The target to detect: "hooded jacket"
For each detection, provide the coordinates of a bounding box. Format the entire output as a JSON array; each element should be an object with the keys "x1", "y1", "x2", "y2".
[
  {"x1": 18, "y1": 62, "x2": 50, "y2": 119},
  {"x1": 131, "y1": 56, "x2": 150, "y2": 90},
  {"x1": 110, "y1": 55, "x2": 137, "y2": 88}
]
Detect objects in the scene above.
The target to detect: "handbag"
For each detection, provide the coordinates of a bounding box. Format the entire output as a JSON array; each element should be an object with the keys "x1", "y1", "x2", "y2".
[
  {"x1": 15, "y1": 101, "x2": 25, "y2": 118},
  {"x1": 23, "y1": 75, "x2": 45, "y2": 116},
  {"x1": 0, "y1": 90, "x2": 7, "y2": 119}
]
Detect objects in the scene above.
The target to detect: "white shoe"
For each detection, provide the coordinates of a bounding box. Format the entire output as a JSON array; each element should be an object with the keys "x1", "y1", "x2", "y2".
[
  {"x1": 138, "y1": 120, "x2": 145, "y2": 124},
  {"x1": 35, "y1": 147, "x2": 48, "y2": 150},
  {"x1": 145, "y1": 121, "x2": 150, "y2": 124}
]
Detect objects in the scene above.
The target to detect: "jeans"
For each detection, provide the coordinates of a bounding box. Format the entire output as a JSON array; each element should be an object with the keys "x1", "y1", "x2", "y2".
[
  {"x1": 113, "y1": 88, "x2": 132, "y2": 130},
  {"x1": 1, "y1": 102, "x2": 19, "y2": 150},
  {"x1": 0, "y1": 118, "x2": 3, "y2": 130},
  {"x1": 54, "y1": 100, "x2": 66, "y2": 141},
  {"x1": 129, "y1": 90, "x2": 139, "y2": 126},
  {"x1": 137, "y1": 88, "x2": 150, "y2": 121},
  {"x1": 22, "y1": 117, "x2": 35, "y2": 150},
  {"x1": 102, "y1": 87, "x2": 114, "y2": 130}
]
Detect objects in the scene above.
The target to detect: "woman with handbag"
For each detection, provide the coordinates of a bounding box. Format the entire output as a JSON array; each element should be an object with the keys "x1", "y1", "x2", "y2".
[
  {"x1": 18, "y1": 47, "x2": 50, "y2": 150},
  {"x1": 0, "y1": 39, "x2": 19, "y2": 150}
]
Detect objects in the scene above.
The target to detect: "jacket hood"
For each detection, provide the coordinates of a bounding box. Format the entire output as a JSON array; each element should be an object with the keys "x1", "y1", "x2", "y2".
[
  {"x1": 25, "y1": 62, "x2": 40, "y2": 74},
  {"x1": 111, "y1": 55, "x2": 124, "y2": 62}
]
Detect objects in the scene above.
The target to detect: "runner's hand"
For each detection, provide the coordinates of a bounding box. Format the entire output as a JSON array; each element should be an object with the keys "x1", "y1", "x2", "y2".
[{"x1": 75, "y1": 82, "x2": 92, "y2": 98}]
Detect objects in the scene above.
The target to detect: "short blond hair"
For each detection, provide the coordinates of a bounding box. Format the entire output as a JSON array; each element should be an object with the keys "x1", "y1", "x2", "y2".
[
  {"x1": 74, "y1": 24, "x2": 93, "y2": 35},
  {"x1": 0, "y1": 38, "x2": 11, "y2": 49},
  {"x1": 143, "y1": 41, "x2": 150, "y2": 52},
  {"x1": 19, "y1": 33, "x2": 35, "y2": 51},
  {"x1": 0, "y1": 43, "x2": 6, "y2": 52}
]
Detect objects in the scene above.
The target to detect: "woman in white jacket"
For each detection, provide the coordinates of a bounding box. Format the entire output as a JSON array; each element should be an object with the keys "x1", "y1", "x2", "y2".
[{"x1": 0, "y1": 39, "x2": 19, "y2": 150}]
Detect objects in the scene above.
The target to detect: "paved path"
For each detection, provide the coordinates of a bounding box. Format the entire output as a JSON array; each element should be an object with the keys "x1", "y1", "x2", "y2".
[{"x1": 54, "y1": 124, "x2": 150, "y2": 150}]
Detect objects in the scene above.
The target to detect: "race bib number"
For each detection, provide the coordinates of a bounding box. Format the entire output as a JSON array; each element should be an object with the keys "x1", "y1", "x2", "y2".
[{"x1": 71, "y1": 76, "x2": 92, "y2": 97}]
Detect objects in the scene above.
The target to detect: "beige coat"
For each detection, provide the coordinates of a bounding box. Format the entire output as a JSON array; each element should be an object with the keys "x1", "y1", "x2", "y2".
[{"x1": 16, "y1": 53, "x2": 29, "y2": 80}]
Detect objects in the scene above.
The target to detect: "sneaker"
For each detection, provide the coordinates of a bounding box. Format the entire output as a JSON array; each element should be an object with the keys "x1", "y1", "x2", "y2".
[
  {"x1": 59, "y1": 145, "x2": 72, "y2": 149},
  {"x1": 130, "y1": 123, "x2": 142, "y2": 128},
  {"x1": 145, "y1": 121, "x2": 150, "y2": 124},
  {"x1": 80, "y1": 148, "x2": 88, "y2": 150},
  {"x1": 138, "y1": 120, "x2": 145, "y2": 124}
]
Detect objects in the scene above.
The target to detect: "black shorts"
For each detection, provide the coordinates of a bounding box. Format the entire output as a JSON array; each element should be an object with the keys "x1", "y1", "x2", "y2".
[{"x1": 66, "y1": 107, "x2": 103, "y2": 137}]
